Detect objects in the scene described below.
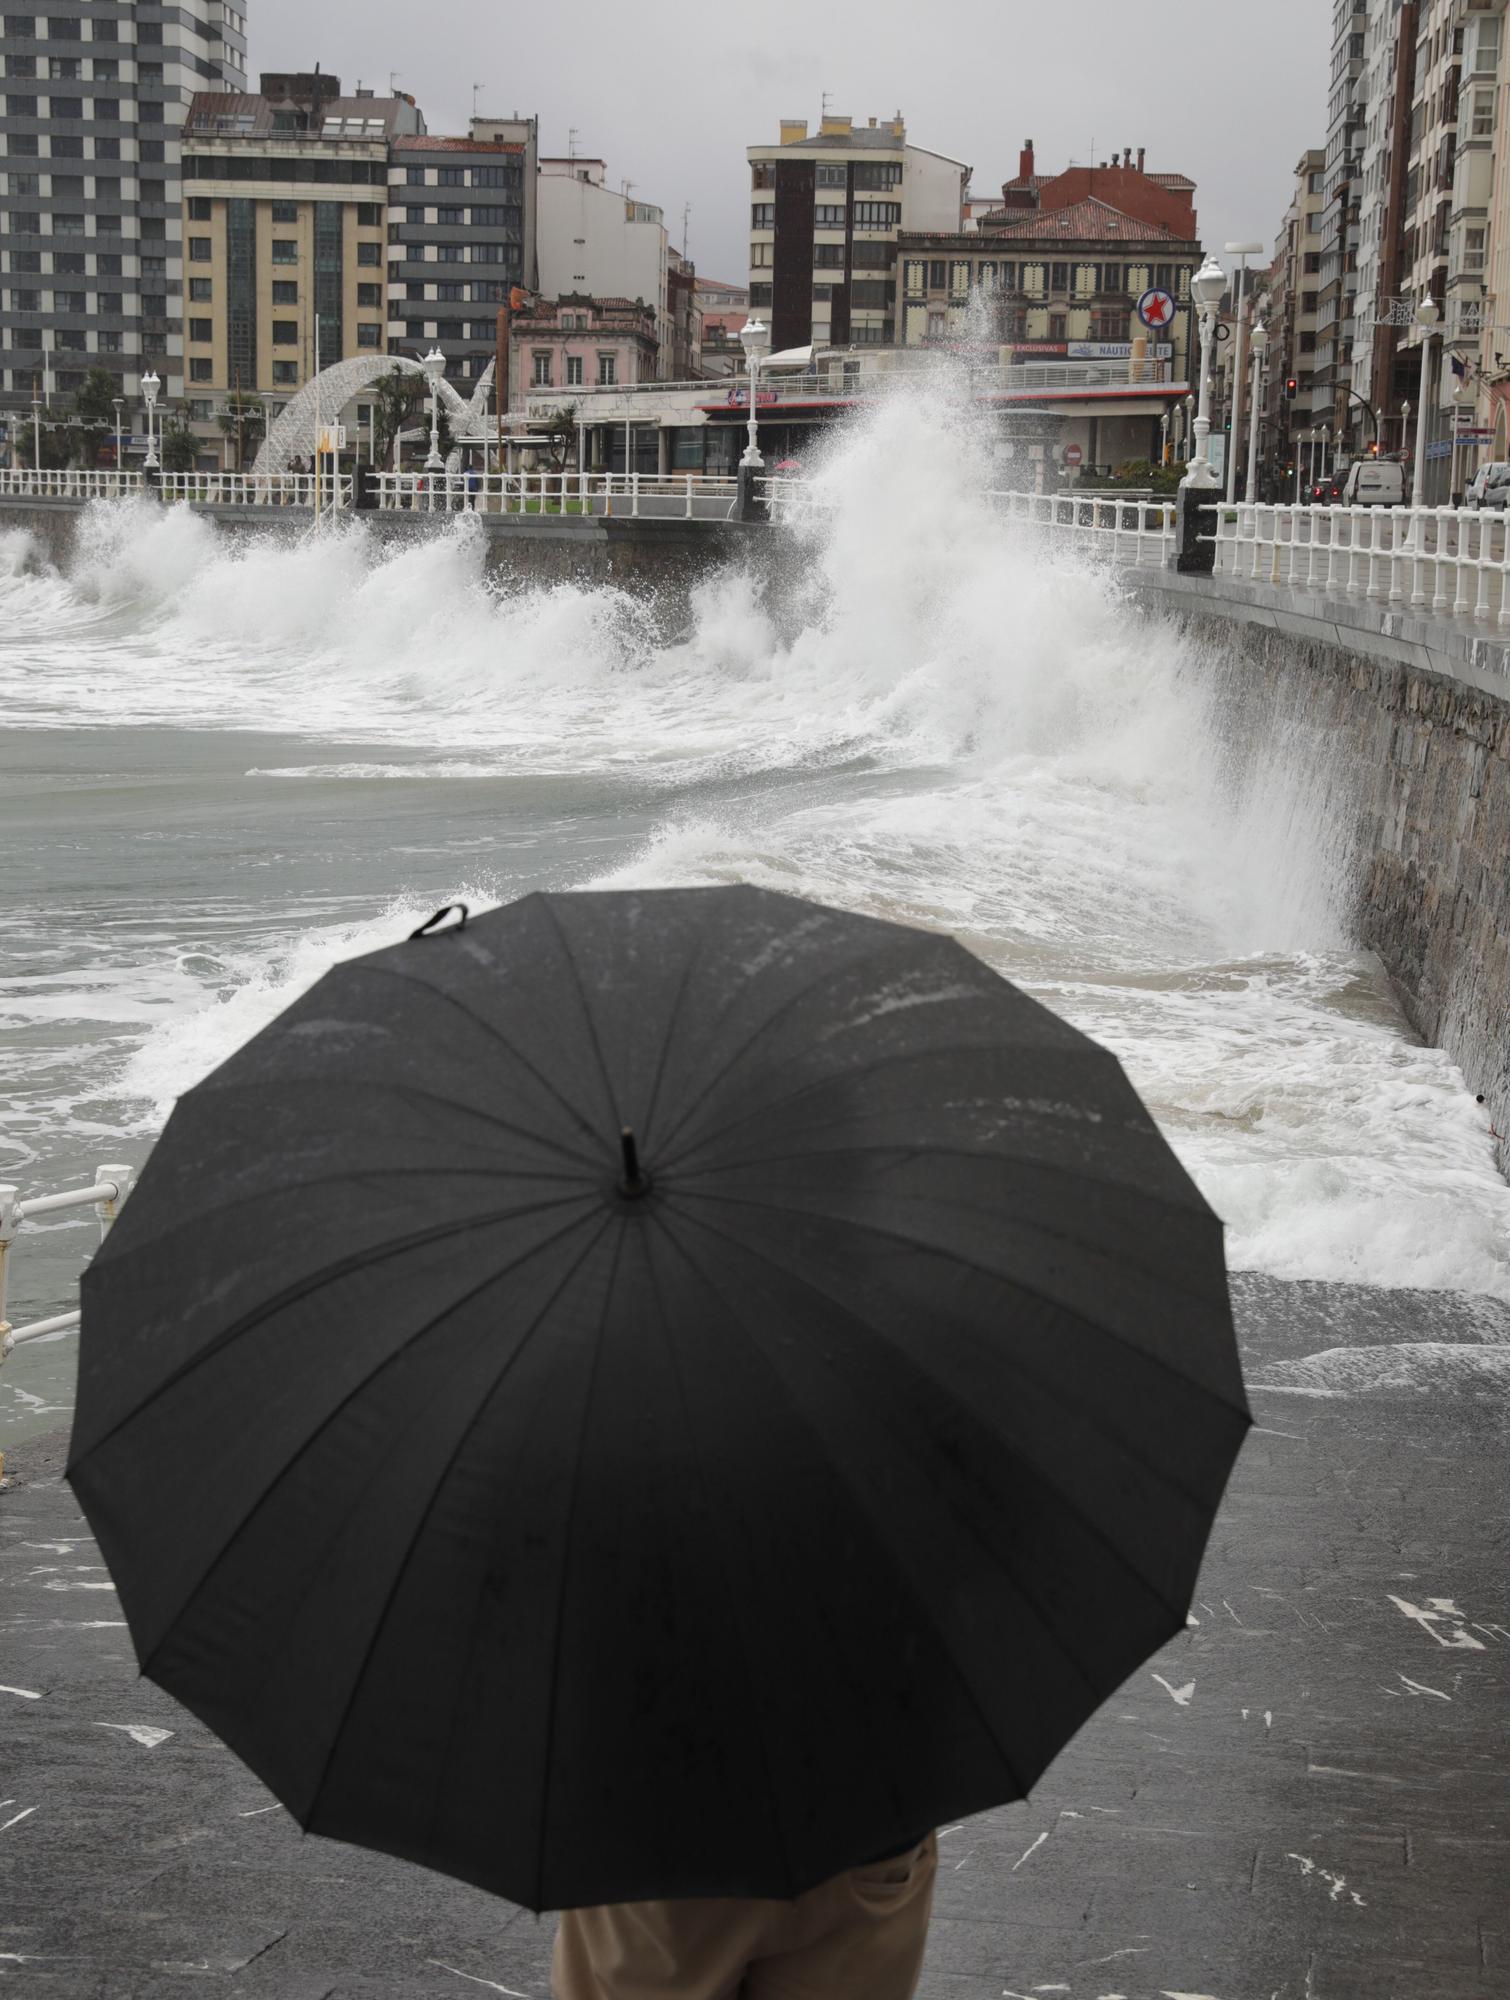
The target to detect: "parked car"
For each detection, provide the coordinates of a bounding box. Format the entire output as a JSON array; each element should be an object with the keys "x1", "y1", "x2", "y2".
[
  {"x1": 1466, "y1": 462, "x2": 1510, "y2": 510},
  {"x1": 1340, "y1": 458, "x2": 1407, "y2": 507},
  {"x1": 1309, "y1": 474, "x2": 1343, "y2": 504}
]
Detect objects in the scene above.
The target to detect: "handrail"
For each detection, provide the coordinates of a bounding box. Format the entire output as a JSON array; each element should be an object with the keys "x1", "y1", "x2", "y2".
[{"x1": 0, "y1": 1163, "x2": 133, "y2": 1358}]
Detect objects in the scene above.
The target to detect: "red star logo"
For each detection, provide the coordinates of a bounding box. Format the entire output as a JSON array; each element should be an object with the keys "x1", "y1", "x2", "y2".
[{"x1": 1144, "y1": 292, "x2": 1171, "y2": 326}]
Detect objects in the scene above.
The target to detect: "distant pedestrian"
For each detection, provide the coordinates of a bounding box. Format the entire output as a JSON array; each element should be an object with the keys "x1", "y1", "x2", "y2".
[{"x1": 552, "y1": 1835, "x2": 938, "y2": 1999}]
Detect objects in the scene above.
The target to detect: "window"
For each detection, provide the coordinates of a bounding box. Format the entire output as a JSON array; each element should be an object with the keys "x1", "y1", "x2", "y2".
[
  {"x1": 92, "y1": 176, "x2": 119, "y2": 202},
  {"x1": 1465, "y1": 225, "x2": 1487, "y2": 272},
  {"x1": 852, "y1": 200, "x2": 899, "y2": 229},
  {"x1": 94, "y1": 136, "x2": 119, "y2": 160},
  {"x1": 187, "y1": 196, "x2": 212, "y2": 222},
  {"x1": 357, "y1": 322, "x2": 380, "y2": 347},
  {"x1": 566, "y1": 353, "x2": 583, "y2": 386},
  {"x1": 92, "y1": 58, "x2": 118, "y2": 81},
  {"x1": 188, "y1": 316, "x2": 212, "y2": 340},
  {"x1": 532, "y1": 350, "x2": 552, "y2": 384},
  {"x1": 271, "y1": 200, "x2": 297, "y2": 223},
  {"x1": 5, "y1": 15, "x2": 35, "y2": 34},
  {"x1": 1048, "y1": 312, "x2": 1067, "y2": 340},
  {"x1": 188, "y1": 276, "x2": 212, "y2": 301},
  {"x1": 54, "y1": 289, "x2": 85, "y2": 311},
  {"x1": 49, "y1": 96, "x2": 82, "y2": 118},
  {"x1": 751, "y1": 202, "x2": 774, "y2": 230},
  {"x1": 52, "y1": 135, "x2": 82, "y2": 158},
  {"x1": 437, "y1": 243, "x2": 464, "y2": 263},
  {"x1": 96, "y1": 253, "x2": 120, "y2": 276},
  {"x1": 354, "y1": 240, "x2": 382, "y2": 267},
  {"x1": 1472, "y1": 88, "x2": 1495, "y2": 138},
  {"x1": 437, "y1": 205, "x2": 463, "y2": 224},
  {"x1": 473, "y1": 164, "x2": 511, "y2": 187},
  {"x1": 928, "y1": 260, "x2": 946, "y2": 290},
  {"x1": 137, "y1": 62, "x2": 162, "y2": 85},
  {"x1": 139, "y1": 140, "x2": 165, "y2": 164},
  {"x1": 749, "y1": 241, "x2": 772, "y2": 268},
  {"x1": 438, "y1": 165, "x2": 465, "y2": 186},
  {"x1": 815, "y1": 164, "x2": 846, "y2": 187},
  {"x1": 597, "y1": 353, "x2": 616, "y2": 384},
  {"x1": 1050, "y1": 262, "x2": 1069, "y2": 292},
  {"x1": 97, "y1": 291, "x2": 120, "y2": 314},
  {"x1": 189, "y1": 356, "x2": 213, "y2": 381},
  {"x1": 96, "y1": 328, "x2": 121, "y2": 352},
  {"x1": 272, "y1": 359, "x2": 298, "y2": 384},
  {"x1": 814, "y1": 203, "x2": 845, "y2": 228},
  {"x1": 92, "y1": 17, "x2": 117, "y2": 39},
  {"x1": 814, "y1": 242, "x2": 844, "y2": 267},
  {"x1": 8, "y1": 52, "x2": 34, "y2": 75},
  {"x1": 52, "y1": 213, "x2": 84, "y2": 235},
  {"x1": 7, "y1": 96, "x2": 37, "y2": 117},
  {"x1": 53, "y1": 250, "x2": 84, "y2": 272},
  {"x1": 271, "y1": 280, "x2": 296, "y2": 303},
  {"x1": 852, "y1": 161, "x2": 902, "y2": 190},
  {"x1": 9, "y1": 133, "x2": 38, "y2": 155},
  {"x1": 748, "y1": 281, "x2": 772, "y2": 308},
  {"x1": 8, "y1": 172, "x2": 40, "y2": 196},
  {"x1": 48, "y1": 14, "x2": 81, "y2": 36},
  {"x1": 11, "y1": 290, "x2": 39, "y2": 310},
  {"x1": 357, "y1": 282, "x2": 381, "y2": 307},
  {"x1": 407, "y1": 165, "x2": 425, "y2": 184},
  {"x1": 470, "y1": 206, "x2": 507, "y2": 225},
  {"x1": 271, "y1": 239, "x2": 297, "y2": 264},
  {"x1": 189, "y1": 400, "x2": 214, "y2": 421},
  {"x1": 434, "y1": 280, "x2": 462, "y2": 301},
  {"x1": 49, "y1": 55, "x2": 81, "y2": 79},
  {"x1": 184, "y1": 237, "x2": 210, "y2": 263},
  {"x1": 355, "y1": 203, "x2": 382, "y2": 226}
]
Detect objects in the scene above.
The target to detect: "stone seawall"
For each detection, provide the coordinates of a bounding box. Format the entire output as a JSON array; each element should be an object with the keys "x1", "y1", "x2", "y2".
[
  {"x1": 1133, "y1": 572, "x2": 1510, "y2": 1164},
  {"x1": 0, "y1": 495, "x2": 765, "y2": 613}
]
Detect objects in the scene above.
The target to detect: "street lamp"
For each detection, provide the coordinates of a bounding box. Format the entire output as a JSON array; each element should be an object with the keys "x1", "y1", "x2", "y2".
[
  {"x1": 32, "y1": 393, "x2": 42, "y2": 474},
  {"x1": 1410, "y1": 296, "x2": 1440, "y2": 513},
  {"x1": 111, "y1": 397, "x2": 123, "y2": 478},
  {"x1": 421, "y1": 347, "x2": 446, "y2": 473},
  {"x1": 738, "y1": 315, "x2": 770, "y2": 469},
  {"x1": 1245, "y1": 321, "x2": 1269, "y2": 503},
  {"x1": 1224, "y1": 240, "x2": 1266, "y2": 504},
  {"x1": 141, "y1": 369, "x2": 160, "y2": 471},
  {"x1": 1183, "y1": 256, "x2": 1227, "y2": 488}
]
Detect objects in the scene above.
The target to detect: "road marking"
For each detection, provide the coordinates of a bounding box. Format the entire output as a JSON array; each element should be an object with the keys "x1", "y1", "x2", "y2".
[
  {"x1": 1012, "y1": 1830, "x2": 1050, "y2": 1871},
  {"x1": 95, "y1": 1723, "x2": 173, "y2": 1748},
  {"x1": 0, "y1": 1807, "x2": 37, "y2": 1832},
  {"x1": 424, "y1": 1962, "x2": 528, "y2": 1997},
  {"x1": 1151, "y1": 1674, "x2": 1195, "y2": 1706},
  {"x1": 0, "y1": 1685, "x2": 41, "y2": 1700},
  {"x1": 1387, "y1": 1595, "x2": 1486, "y2": 1650},
  {"x1": 1398, "y1": 1673, "x2": 1451, "y2": 1701}
]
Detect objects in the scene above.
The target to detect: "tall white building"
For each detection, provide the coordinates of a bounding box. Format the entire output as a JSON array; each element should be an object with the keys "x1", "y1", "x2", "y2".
[
  {"x1": 746, "y1": 111, "x2": 969, "y2": 351},
  {"x1": 535, "y1": 156, "x2": 671, "y2": 371},
  {"x1": 0, "y1": 0, "x2": 247, "y2": 443}
]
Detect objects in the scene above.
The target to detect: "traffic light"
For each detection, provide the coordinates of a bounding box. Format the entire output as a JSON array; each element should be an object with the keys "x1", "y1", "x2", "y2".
[{"x1": 1285, "y1": 376, "x2": 1299, "y2": 402}]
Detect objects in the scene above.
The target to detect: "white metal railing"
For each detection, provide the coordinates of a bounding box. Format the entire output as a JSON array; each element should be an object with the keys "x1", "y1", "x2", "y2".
[
  {"x1": 1214, "y1": 503, "x2": 1510, "y2": 624},
  {"x1": 370, "y1": 469, "x2": 742, "y2": 520},
  {"x1": 0, "y1": 1164, "x2": 133, "y2": 1359},
  {"x1": 0, "y1": 466, "x2": 346, "y2": 508},
  {"x1": 761, "y1": 476, "x2": 1178, "y2": 566}
]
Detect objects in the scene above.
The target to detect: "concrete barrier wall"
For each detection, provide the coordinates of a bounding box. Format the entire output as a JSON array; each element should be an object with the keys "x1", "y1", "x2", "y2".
[{"x1": 1133, "y1": 573, "x2": 1510, "y2": 1163}]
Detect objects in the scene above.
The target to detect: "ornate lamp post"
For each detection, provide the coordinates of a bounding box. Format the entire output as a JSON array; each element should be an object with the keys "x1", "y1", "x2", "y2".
[
  {"x1": 738, "y1": 315, "x2": 770, "y2": 469},
  {"x1": 141, "y1": 369, "x2": 161, "y2": 472},
  {"x1": 422, "y1": 347, "x2": 446, "y2": 472},
  {"x1": 1245, "y1": 321, "x2": 1269, "y2": 503},
  {"x1": 112, "y1": 397, "x2": 123, "y2": 478},
  {"x1": 1182, "y1": 257, "x2": 1227, "y2": 489},
  {"x1": 1224, "y1": 240, "x2": 1266, "y2": 504},
  {"x1": 1409, "y1": 296, "x2": 1440, "y2": 513}
]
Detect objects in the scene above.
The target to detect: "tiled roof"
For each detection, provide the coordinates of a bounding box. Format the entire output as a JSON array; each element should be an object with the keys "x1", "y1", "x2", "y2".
[{"x1": 977, "y1": 197, "x2": 1188, "y2": 243}]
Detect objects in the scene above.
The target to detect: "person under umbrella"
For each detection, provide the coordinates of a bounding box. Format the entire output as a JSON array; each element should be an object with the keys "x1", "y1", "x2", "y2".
[{"x1": 69, "y1": 887, "x2": 1249, "y2": 1996}]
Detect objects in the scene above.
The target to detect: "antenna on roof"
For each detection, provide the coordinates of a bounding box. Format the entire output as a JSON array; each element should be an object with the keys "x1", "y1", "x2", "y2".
[
  {"x1": 472, "y1": 81, "x2": 484, "y2": 118},
  {"x1": 682, "y1": 200, "x2": 691, "y2": 258},
  {"x1": 568, "y1": 125, "x2": 579, "y2": 159},
  {"x1": 821, "y1": 90, "x2": 832, "y2": 120},
  {"x1": 388, "y1": 70, "x2": 400, "y2": 95}
]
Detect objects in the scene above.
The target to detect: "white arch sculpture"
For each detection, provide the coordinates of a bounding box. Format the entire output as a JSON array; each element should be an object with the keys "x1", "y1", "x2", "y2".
[{"x1": 253, "y1": 355, "x2": 496, "y2": 474}]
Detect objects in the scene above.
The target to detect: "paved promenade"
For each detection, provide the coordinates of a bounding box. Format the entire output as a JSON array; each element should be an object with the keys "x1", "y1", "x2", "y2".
[{"x1": 3, "y1": 1272, "x2": 1508, "y2": 1998}]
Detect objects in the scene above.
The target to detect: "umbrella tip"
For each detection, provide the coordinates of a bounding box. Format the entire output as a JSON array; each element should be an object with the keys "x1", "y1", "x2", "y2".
[{"x1": 619, "y1": 1126, "x2": 651, "y2": 1199}]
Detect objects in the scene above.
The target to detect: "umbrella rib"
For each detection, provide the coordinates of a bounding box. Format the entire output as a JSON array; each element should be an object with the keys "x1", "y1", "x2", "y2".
[
  {"x1": 531, "y1": 1222, "x2": 627, "y2": 1911},
  {"x1": 532, "y1": 894, "x2": 622, "y2": 1135},
  {"x1": 72, "y1": 1192, "x2": 599, "y2": 1470},
  {"x1": 639, "y1": 1219, "x2": 801, "y2": 1899},
  {"x1": 193, "y1": 1075, "x2": 604, "y2": 1172},
  {"x1": 652, "y1": 937, "x2": 951, "y2": 1159},
  {"x1": 293, "y1": 1215, "x2": 619, "y2": 1849},
  {"x1": 675, "y1": 1203, "x2": 1235, "y2": 1577},
  {"x1": 635, "y1": 921, "x2": 711, "y2": 1150},
  {"x1": 673, "y1": 1188, "x2": 1250, "y2": 1425},
  {"x1": 353, "y1": 962, "x2": 608, "y2": 1146},
  {"x1": 658, "y1": 1216, "x2": 1038, "y2": 1806},
  {"x1": 134, "y1": 1205, "x2": 609, "y2": 1687}
]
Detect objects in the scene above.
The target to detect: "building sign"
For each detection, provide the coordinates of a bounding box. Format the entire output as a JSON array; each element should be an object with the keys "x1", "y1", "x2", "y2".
[
  {"x1": 1137, "y1": 287, "x2": 1177, "y2": 329},
  {"x1": 1067, "y1": 342, "x2": 1174, "y2": 361},
  {"x1": 725, "y1": 387, "x2": 778, "y2": 407},
  {"x1": 1009, "y1": 343, "x2": 1069, "y2": 358}
]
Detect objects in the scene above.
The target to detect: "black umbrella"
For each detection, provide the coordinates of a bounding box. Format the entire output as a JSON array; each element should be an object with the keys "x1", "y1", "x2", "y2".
[{"x1": 70, "y1": 886, "x2": 1248, "y2": 1912}]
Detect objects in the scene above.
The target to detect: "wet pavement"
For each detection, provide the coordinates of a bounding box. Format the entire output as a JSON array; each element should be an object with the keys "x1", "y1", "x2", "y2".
[{"x1": 3, "y1": 1271, "x2": 1508, "y2": 1998}]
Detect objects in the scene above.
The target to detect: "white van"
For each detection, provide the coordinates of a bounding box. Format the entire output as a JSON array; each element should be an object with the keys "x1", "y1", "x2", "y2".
[
  {"x1": 1466, "y1": 461, "x2": 1510, "y2": 510},
  {"x1": 1340, "y1": 459, "x2": 1407, "y2": 507}
]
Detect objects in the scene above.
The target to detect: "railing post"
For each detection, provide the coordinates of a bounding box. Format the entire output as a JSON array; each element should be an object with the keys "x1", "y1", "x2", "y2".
[{"x1": 0, "y1": 1182, "x2": 19, "y2": 1359}]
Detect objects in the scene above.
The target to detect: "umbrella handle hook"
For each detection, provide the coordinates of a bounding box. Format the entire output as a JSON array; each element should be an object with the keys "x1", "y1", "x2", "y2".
[
  {"x1": 619, "y1": 1127, "x2": 651, "y2": 1199},
  {"x1": 408, "y1": 903, "x2": 470, "y2": 939}
]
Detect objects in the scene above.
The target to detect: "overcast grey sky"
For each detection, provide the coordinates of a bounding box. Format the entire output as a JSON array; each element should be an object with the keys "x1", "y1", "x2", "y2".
[{"x1": 253, "y1": 0, "x2": 1330, "y2": 283}]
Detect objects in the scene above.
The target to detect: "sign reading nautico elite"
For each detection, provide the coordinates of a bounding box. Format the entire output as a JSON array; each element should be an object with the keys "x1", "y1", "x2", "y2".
[{"x1": 1137, "y1": 288, "x2": 1176, "y2": 330}]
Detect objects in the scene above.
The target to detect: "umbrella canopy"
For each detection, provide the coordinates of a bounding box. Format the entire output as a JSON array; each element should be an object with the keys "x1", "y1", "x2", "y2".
[{"x1": 70, "y1": 886, "x2": 1248, "y2": 1912}]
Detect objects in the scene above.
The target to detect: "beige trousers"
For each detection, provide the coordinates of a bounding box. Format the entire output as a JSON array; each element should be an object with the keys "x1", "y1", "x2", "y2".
[{"x1": 551, "y1": 1833, "x2": 938, "y2": 2000}]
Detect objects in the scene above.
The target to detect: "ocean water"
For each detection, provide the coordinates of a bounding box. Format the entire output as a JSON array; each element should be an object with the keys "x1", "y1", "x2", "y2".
[{"x1": 3, "y1": 386, "x2": 1508, "y2": 1443}]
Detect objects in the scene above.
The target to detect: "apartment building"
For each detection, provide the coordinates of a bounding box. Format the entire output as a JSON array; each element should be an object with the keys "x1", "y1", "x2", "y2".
[
  {"x1": 178, "y1": 76, "x2": 420, "y2": 458},
  {"x1": 895, "y1": 144, "x2": 1201, "y2": 383},
  {"x1": 537, "y1": 156, "x2": 671, "y2": 369},
  {"x1": 1314, "y1": 0, "x2": 1367, "y2": 442},
  {"x1": 386, "y1": 117, "x2": 537, "y2": 392},
  {"x1": 696, "y1": 273, "x2": 748, "y2": 376},
  {"x1": 1352, "y1": 0, "x2": 1418, "y2": 433},
  {"x1": 0, "y1": 0, "x2": 247, "y2": 444},
  {"x1": 746, "y1": 111, "x2": 969, "y2": 351},
  {"x1": 507, "y1": 292, "x2": 656, "y2": 415},
  {"x1": 1263, "y1": 150, "x2": 1328, "y2": 471}
]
